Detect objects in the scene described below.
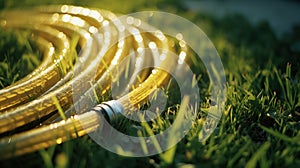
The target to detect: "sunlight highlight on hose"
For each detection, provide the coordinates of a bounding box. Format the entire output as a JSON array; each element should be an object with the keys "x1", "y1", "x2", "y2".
[{"x1": 0, "y1": 5, "x2": 225, "y2": 159}]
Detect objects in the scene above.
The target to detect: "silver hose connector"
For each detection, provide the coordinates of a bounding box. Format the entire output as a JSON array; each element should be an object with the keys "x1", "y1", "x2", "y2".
[{"x1": 92, "y1": 100, "x2": 124, "y2": 124}]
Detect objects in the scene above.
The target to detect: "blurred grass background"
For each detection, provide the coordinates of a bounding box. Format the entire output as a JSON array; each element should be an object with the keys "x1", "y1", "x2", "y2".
[{"x1": 0, "y1": 0, "x2": 300, "y2": 167}]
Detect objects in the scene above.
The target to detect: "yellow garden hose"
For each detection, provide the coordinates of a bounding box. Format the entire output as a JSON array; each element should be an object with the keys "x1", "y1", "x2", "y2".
[{"x1": 0, "y1": 5, "x2": 194, "y2": 159}]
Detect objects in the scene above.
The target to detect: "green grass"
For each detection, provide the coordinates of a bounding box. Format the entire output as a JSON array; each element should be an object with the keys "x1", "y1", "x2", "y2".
[
  {"x1": 1, "y1": 0, "x2": 300, "y2": 167},
  {"x1": 0, "y1": 28, "x2": 42, "y2": 88}
]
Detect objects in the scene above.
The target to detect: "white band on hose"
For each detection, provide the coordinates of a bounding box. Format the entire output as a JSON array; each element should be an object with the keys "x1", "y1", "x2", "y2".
[{"x1": 94, "y1": 100, "x2": 124, "y2": 124}]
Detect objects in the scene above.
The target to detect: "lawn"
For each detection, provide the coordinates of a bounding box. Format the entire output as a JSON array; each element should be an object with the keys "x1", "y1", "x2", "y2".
[{"x1": 0, "y1": 0, "x2": 299, "y2": 167}]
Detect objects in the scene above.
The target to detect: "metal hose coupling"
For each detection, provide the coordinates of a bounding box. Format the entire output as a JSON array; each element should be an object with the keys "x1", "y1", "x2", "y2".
[{"x1": 92, "y1": 100, "x2": 124, "y2": 124}]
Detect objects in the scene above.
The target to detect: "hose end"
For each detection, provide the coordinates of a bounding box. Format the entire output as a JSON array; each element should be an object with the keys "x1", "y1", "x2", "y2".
[{"x1": 92, "y1": 100, "x2": 124, "y2": 124}]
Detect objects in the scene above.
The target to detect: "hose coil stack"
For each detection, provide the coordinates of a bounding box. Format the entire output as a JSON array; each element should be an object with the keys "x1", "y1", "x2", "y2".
[{"x1": 0, "y1": 5, "x2": 225, "y2": 159}]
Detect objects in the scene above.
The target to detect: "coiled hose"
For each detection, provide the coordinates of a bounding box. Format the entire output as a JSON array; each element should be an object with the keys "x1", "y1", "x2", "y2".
[{"x1": 0, "y1": 5, "x2": 196, "y2": 159}]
